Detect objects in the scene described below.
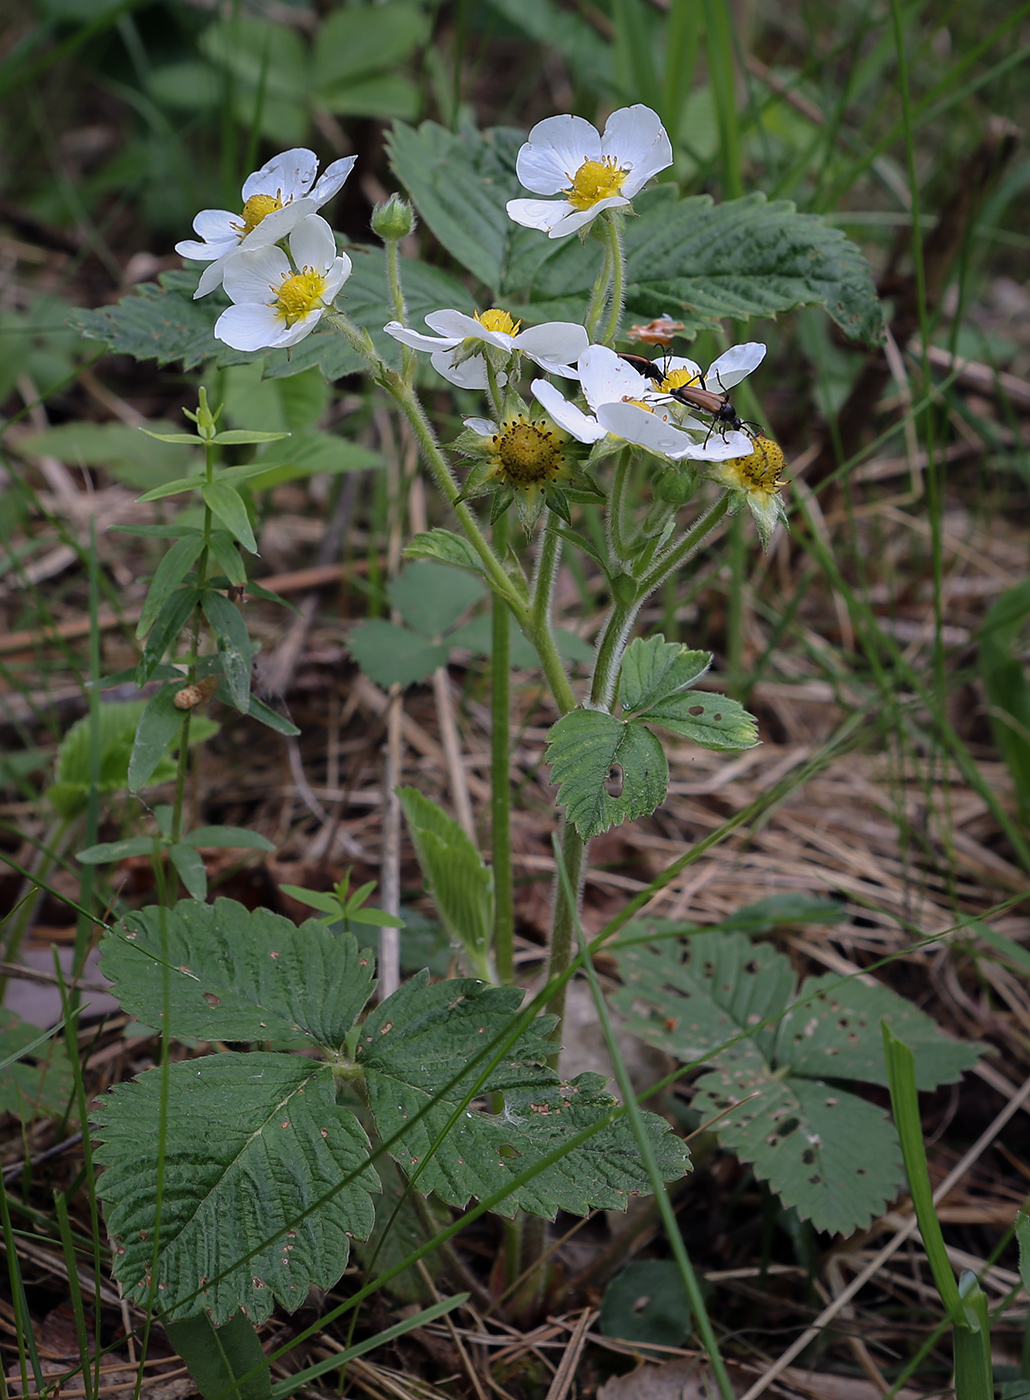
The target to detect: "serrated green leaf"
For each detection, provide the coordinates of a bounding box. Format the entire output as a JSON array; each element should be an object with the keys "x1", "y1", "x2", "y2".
[
  {"x1": 388, "y1": 561, "x2": 487, "y2": 638},
  {"x1": 169, "y1": 842, "x2": 208, "y2": 901},
  {"x1": 201, "y1": 592, "x2": 252, "y2": 712},
  {"x1": 546, "y1": 709, "x2": 668, "y2": 838},
  {"x1": 348, "y1": 620, "x2": 448, "y2": 688},
  {"x1": 358, "y1": 975, "x2": 688, "y2": 1216},
  {"x1": 637, "y1": 689, "x2": 759, "y2": 751},
  {"x1": 397, "y1": 788, "x2": 493, "y2": 974},
  {"x1": 776, "y1": 973, "x2": 981, "y2": 1089},
  {"x1": 136, "y1": 533, "x2": 206, "y2": 639},
  {"x1": 388, "y1": 121, "x2": 525, "y2": 289},
  {"x1": 47, "y1": 700, "x2": 178, "y2": 819},
  {"x1": 0, "y1": 1011, "x2": 74, "y2": 1119},
  {"x1": 100, "y1": 899, "x2": 377, "y2": 1048},
  {"x1": 404, "y1": 529, "x2": 485, "y2": 575},
  {"x1": 128, "y1": 684, "x2": 188, "y2": 792},
  {"x1": 202, "y1": 481, "x2": 257, "y2": 554},
  {"x1": 137, "y1": 586, "x2": 199, "y2": 683},
  {"x1": 181, "y1": 826, "x2": 275, "y2": 852},
  {"x1": 70, "y1": 270, "x2": 223, "y2": 369},
  {"x1": 619, "y1": 635, "x2": 712, "y2": 714},
  {"x1": 77, "y1": 836, "x2": 158, "y2": 864},
  {"x1": 693, "y1": 1063, "x2": 901, "y2": 1234},
  {"x1": 93, "y1": 1053, "x2": 378, "y2": 1324}
]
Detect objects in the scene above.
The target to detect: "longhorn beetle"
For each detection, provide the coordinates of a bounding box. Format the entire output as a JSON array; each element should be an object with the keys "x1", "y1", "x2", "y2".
[{"x1": 617, "y1": 351, "x2": 762, "y2": 442}]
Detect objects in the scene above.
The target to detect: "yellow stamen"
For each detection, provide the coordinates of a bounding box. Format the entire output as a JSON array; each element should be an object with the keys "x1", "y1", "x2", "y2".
[
  {"x1": 491, "y1": 417, "x2": 565, "y2": 489},
  {"x1": 728, "y1": 437, "x2": 787, "y2": 496},
  {"x1": 234, "y1": 191, "x2": 285, "y2": 238},
  {"x1": 660, "y1": 367, "x2": 703, "y2": 393},
  {"x1": 475, "y1": 307, "x2": 521, "y2": 336},
  {"x1": 273, "y1": 267, "x2": 328, "y2": 325},
  {"x1": 564, "y1": 156, "x2": 628, "y2": 212}
]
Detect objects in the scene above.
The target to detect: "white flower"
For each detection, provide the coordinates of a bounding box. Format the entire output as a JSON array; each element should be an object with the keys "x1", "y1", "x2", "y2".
[
  {"x1": 532, "y1": 345, "x2": 753, "y2": 461},
  {"x1": 176, "y1": 148, "x2": 356, "y2": 298},
  {"x1": 506, "y1": 105, "x2": 672, "y2": 239},
  {"x1": 213, "y1": 216, "x2": 351, "y2": 351},
  {"x1": 650, "y1": 342, "x2": 767, "y2": 398},
  {"x1": 384, "y1": 308, "x2": 588, "y2": 388}
]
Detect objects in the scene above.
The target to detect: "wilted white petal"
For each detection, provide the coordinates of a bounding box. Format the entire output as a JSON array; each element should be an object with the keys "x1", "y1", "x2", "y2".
[
  {"x1": 464, "y1": 418, "x2": 497, "y2": 435},
  {"x1": 310, "y1": 154, "x2": 357, "y2": 204}
]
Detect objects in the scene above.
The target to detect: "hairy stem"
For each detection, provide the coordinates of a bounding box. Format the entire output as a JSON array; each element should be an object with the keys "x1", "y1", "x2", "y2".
[{"x1": 491, "y1": 511, "x2": 515, "y2": 985}]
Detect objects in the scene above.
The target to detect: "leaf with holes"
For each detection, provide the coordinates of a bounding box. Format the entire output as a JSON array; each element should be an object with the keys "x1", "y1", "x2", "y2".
[
  {"x1": 613, "y1": 929, "x2": 979, "y2": 1234},
  {"x1": 637, "y1": 690, "x2": 759, "y2": 752},
  {"x1": 546, "y1": 709, "x2": 668, "y2": 839},
  {"x1": 358, "y1": 974, "x2": 689, "y2": 1217},
  {"x1": 619, "y1": 636, "x2": 712, "y2": 714}
]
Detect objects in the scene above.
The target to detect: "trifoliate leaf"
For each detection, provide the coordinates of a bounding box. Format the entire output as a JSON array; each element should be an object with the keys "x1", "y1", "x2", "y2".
[
  {"x1": 358, "y1": 975, "x2": 688, "y2": 1216},
  {"x1": 348, "y1": 620, "x2": 448, "y2": 688},
  {"x1": 404, "y1": 529, "x2": 485, "y2": 575},
  {"x1": 619, "y1": 636, "x2": 712, "y2": 714},
  {"x1": 388, "y1": 562, "x2": 486, "y2": 639},
  {"x1": 71, "y1": 270, "x2": 225, "y2": 368},
  {"x1": 98, "y1": 898, "x2": 376, "y2": 1049},
  {"x1": 637, "y1": 689, "x2": 759, "y2": 752},
  {"x1": 93, "y1": 1053, "x2": 378, "y2": 1324},
  {"x1": 546, "y1": 709, "x2": 668, "y2": 838}
]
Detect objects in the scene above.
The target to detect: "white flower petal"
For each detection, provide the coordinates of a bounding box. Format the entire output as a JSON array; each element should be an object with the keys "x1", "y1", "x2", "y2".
[
  {"x1": 384, "y1": 322, "x2": 455, "y2": 351},
  {"x1": 175, "y1": 235, "x2": 236, "y2": 262},
  {"x1": 532, "y1": 379, "x2": 605, "y2": 443},
  {"x1": 597, "y1": 401, "x2": 694, "y2": 456},
  {"x1": 238, "y1": 196, "x2": 319, "y2": 252},
  {"x1": 195, "y1": 258, "x2": 230, "y2": 298},
  {"x1": 277, "y1": 311, "x2": 324, "y2": 347},
  {"x1": 215, "y1": 302, "x2": 286, "y2": 351},
  {"x1": 516, "y1": 115, "x2": 601, "y2": 194},
  {"x1": 223, "y1": 246, "x2": 288, "y2": 304},
  {"x1": 579, "y1": 344, "x2": 649, "y2": 409},
  {"x1": 310, "y1": 154, "x2": 357, "y2": 204},
  {"x1": 678, "y1": 429, "x2": 755, "y2": 461},
  {"x1": 706, "y1": 342, "x2": 766, "y2": 390},
  {"x1": 242, "y1": 148, "x2": 318, "y2": 202},
  {"x1": 514, "y1": 322, "x2": 589, "y2": 374},
  {"x1": 192, "y1": 208, "x2": 238, "y2": 241},
  {"x1": 323, "y1": 253, "x2": 351, "y2": 300},
  {"x1": 464, "y1": 418, "x2": 497, "y2": 436},
  {"x1": 505, "y1": 197, "x2": 573, "y2": 232},
  {"x1": 602, "y1": 105, "x2": 673, "y2": 196},
  {"x1": 544, "y1": 196, "x2": 629, "y2": 238},
  {"x1": 431, "y1": 348, "x2": 490, "y2": 389},
  {"x1": 661, "y1": 354, "x2": 704, "y2": 384},
  {"x1": 288, "y1": 214, "x2": 336, "y2": 271},
  {"x1": 425, "y1": 309, "x2": 481, "y2": 339}
]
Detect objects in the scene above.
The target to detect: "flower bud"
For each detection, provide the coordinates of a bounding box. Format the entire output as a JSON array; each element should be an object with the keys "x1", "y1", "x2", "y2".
[{"x1": 371, "y1": 194, "x2": 416, "y2": 242}]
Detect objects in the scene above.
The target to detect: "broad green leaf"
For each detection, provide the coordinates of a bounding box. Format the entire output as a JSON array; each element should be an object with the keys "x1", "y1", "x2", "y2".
[
  {"x1": 600, "y1": 1261, "x2": 692, "y2": 1345},
  {"x1": 0, "y1": 1011, "x2": 74, "y2": 1119},
  {"x1": 397, "y1": 788, "x2": 493, "y2": 974},
  {"x1": 692, "y1": 1062, "x2": 901, "y2": 1235},
  {"x1": 147, "y1": 60, "x2": 224, "y2": 113},
  {"x1": 202, "y1": 481, "x2": 257, "y2": 554},
  {"x1": 313, "y1": 4, "x2": 429, "y2": 87},
  {"x1": 99, "y1": 900, "x2": 377, "y2": 1049},
  {"x1": 359, "y1": 974, "x2": 689, "y2": 1216},
  {"x1": 20, "y1": 421, "x2": 198, "y2": 491},
  {"x1": 135, "y1": 533, "x2": 206, "y2": 639},
  {"x1": 388, "y1": 561, "x2": 487, "y2": 639},
  {"x1": 348, "y1": 620, "x2": 448, "y2": 688},
  {"x1": 404, "y1": 529, "x2": 485, "y2": 575},
  {"x1": 483, "y1": 0, "x2": 612, "y2": 89},
  {"x1": 388, "y1": 121, "x2": 525, "y2": 290},
  {"x1": 169, "y1": 842, "x2": 208, "y2": 902},
  {"x1": 637, "y1": 689, "x2": 759, "y2": 751},
  {"x1": 93, "y1": 1053, "x2": 378, "y2": 1324},
  {"x1": 47, "y1": 700, "x2": 178, "y2": 819},
  {"x1": 70, "y1": 270, "x2": 223, "y2": 369},
  {"x1": 182, "y1": 826, "x2": 275, "y2": 852},
  {"x1": 199, "y1": 16, "x2": 308, "y2": 104},
  {"x1": 201, "y1": 592, "x2": 252, "y2": 712},
  {"x1": 128, "y1": 684, "x2": 188, "y2": 792},
  {"x1": 77, "y1": 836, "x2": 158, "y2": 864},
  {"x1": 717, "y1": 894, "x2": 848, "y2": 932},
  {"x1": 619, "y1": 635, "x2": 712, "y2": 714},
  {"x1": 321, "y1": 73, "x2": 420, "y2": 121},
  {"x1": 137, "y1": 585, "x2": 200, "y2": 683},
  {"x1": 162, "y1": 1312, "x2": 271, "y2": 1400},
  {"x1": 775, "y1": 973, "x2": 980, "y2": 1090},
  {"x1": 240, "y1": 432, "x2": 381, "y2": 488},
  {"x1": 218, "y1": 361, "x2": 328, "y2": 435},
  {"x1": 546, "y1": 709, "x2": 668, "y2": 838}
]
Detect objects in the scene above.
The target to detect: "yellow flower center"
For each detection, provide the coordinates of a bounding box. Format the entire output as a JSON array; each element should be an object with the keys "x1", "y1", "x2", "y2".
[
  {"x1": 731, "y1": 436, "x2": 786, "y2": 496},
  {"x1": 235, "y1": 191, "x2": 285, "y2": 238},
  {"x1": 492, "y1": 417, "x2": 565, "y2": 489},
  {"x1": 564, "y1": 156, "x2": 628, "y2": 212},
  {"x1": 273, "y1": 267, "x2": 328, "y2": 325},
  {"x1": 475, "y1": 307, "x2": 521, "y2": 336},
  {"x1": 660, "y1": 367, "x2": 703, "y2": 393}
]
